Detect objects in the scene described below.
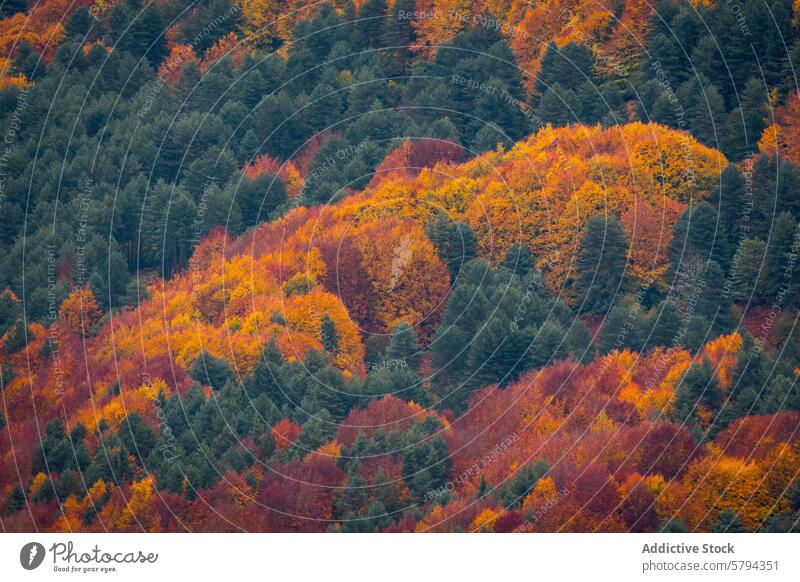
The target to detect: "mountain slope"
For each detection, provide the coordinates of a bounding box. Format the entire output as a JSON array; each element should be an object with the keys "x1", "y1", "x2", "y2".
[{"x1": 4, "y1": 121, "x2": 798, "y2": 533}]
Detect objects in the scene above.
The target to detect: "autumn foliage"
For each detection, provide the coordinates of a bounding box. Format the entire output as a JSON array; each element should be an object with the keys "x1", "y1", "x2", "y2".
[
  {"x1": 759, "y1": 90, "x2": 800, "y2": 164},
  {"x1": 414, "y1": 0, "x2": 652, "y2": 92},
  {"x1": 2, "y1": 0, "x2": 799, "y2": 536},
  {"x1": 4, "y1": 116, "x2": 794, "y2": 533},
  {"x1": 341, "y1": 122, "x2": 724, "y2": 296}
]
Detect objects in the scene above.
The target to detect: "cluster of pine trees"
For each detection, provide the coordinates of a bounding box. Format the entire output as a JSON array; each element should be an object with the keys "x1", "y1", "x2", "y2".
[{"x1": 0, "y1": 0, "x2": 531, "y2": 335}]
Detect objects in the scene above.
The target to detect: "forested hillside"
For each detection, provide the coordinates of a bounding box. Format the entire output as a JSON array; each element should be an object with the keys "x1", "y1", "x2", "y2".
[{"x1": 1, "y1": 0, "x2": 800, "y2": 532}]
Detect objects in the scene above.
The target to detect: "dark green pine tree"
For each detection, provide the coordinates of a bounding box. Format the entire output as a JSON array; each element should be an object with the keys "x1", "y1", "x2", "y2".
[
  {"x1": 659, "y1": 517, "x2": 689, "y2": 533},
  {"x1": 774, "y1": 317, "x2": 800, "y2": 369},
  {"x1": 690, "y1": 36, "x2": 722, "y2": 90},
  {"x1": 710, "y1": 509, "x2": 749, "y2": 533},
  {"x1": 597, "y1": 307, "x2": 627, "y2": 356},
  {"x1": 472, "y1": 82, "x2": 528, "y2": 146},
  {"x1": 479, "y1": 37, "x2": 526, "y2": 101},
  {"x1": 320, "y1": 314, "x2": 339, "y2": 355},
  {"x1": 3, "y1": 484, "x2": 25, "y2": 516},
  {"x1": 0, "y1": 290, "x2": 21, "y2": 337},
  {"x1": 731, "y1": 238, "x2": 766, "y2": 302},
  {"x1": 575, "y1": 81, "x2": 604, "y2": 124},
  {"x1": 424, "y1": 213, "x2": 478, "y2": 279},
  {"x1": 501, "y1": 243, "x2": 534, "y2": 277},
  {"x1": 724, "y1": 77, "x2": 769, "y2": 159},
  {"x1": 537, "y1": 84, "x2": 580, "y2": 126},
  {"x1": 787, "y1": 478, "x2": 800, "y2": 514},
  {"x1": 760, "y1": 212, "x2": 799, "y2": 302},
  {"x1": 670, "y1": 362, "x2": 723, "y2": 429},
  {"x1": 646, "y1": 300, "x2": 682, "y2": 349},
  {"x1": 65, "y1": 7, "x2": 94, "y2": 39},
  {"x1": 364, "y1": 363, "x2": 427, "y2": 405},
  {"x1": 382, "y1": 0, "x2": 417, "y2": 75},
  {"x1": 472, "y1": 123, "x2": 508, "y2": 153},
  {"x1": 761, "y1": 0, "x2": 793, "y2": 88},
  {"x1": 0, "y1": 0, "x2": 27, "y2": 19},
  {"x1": 566, "y1": 320, "x2": 594, "y2": 363},
  {"x1": 284, "y1": 47, "x2": 320, "y2": 94},
  {"x1": 118, "y1": 413, "x2": 156, "y2": 463},
  {"x1": 695, "y1": 260, "x2": 732, "y2": 334},
  {"x1": 597, "y1": 82, "x2": 625, "y2": 126},
  {"x1": 749, "y1": 155, "x2": 800, "y2": 237},
  {"x1": 723, "y1": 332, "x2": 772, "y2": 419},
  {"x1": 465, "y1": 317, "x2": 521, "y2": 390},
  {"x1": 11, "y1": 41, "x2": 43, "y2": 80},
  {"x1": 306, "y1": 81, "x2": 343, "y2": 133},
  {"x1": 430, "y1": 282, "x2": 490, "y2": 394},
  {"x1": 253, "y1": 93, "x2": 309, "y2": 160},
  {"x1": 500, "y1": 460, "x2": 550, "y2": 508},
  {"x1": 669, "y1": 202, "x2": 731, "y2": 272},
  {"x1": 678, "y1": 77, "x2": 726, "y2": 149},
  {"x1": 645, "y1": 33, "x2": 686, "y2": 86},
  {"x1": 385, "y1": 321, "x2": 420, "y2": 371},
  {"x1": 68, "y1": 424, "x2": 91, "y2": 472},
  {"x1": 598, "y1": 303, "x2": 644, "y2": 354},
  {"x1": 296, "y1": 410, "x2": 336, "y2": 452},
  {"x1": 171, "y1": 191, "x2": 199, "y2": 272},
  {"x1": 336, "y1": 461, "x2": 366, "y2": 518},
  {"x1": 301, "y1": 363, "x2": 352, "y2": 421},
  {"x1": 189, "y1": 351, "x2": 234, "y2": 390},
  {"x1": 707, "y1": 0, "x2": 754, "y2": 95},
  {"x1": 710, "y1": 164, "x2": 747, "y2": 242},
  {"x1": 536, "y1": 42, "x2": 595, "y2": 94},
  {"x1": 760, "y1": 375, "x2": 800, "y2": 414},
  {"x1": 632, "y1": 79, "x2": 663, "y2": 122},
  {"x1": 355, "y1": 0, "x2": 388, "y2": 50},
  {"x1": 574, "y1": 215, "x2": 632, "y2": 314},
  {"x1": 31, "y1": 420, "x2": 71, "y2": 474},
  {"x1": 203, "y1": 183, "x2": 243, "y2": 237},
  {"x1": 364, "y1": 499, "x2": 393, "y2": 532},
  {"x1": 781, "y1": 39, "x2": 800, "y2": 99},
  {"x1": 238, "y1": 69, "x2": 267, "y2": 109},
  {"x1": 235, "y1": 173, "x2": 288, "y2": 230},
  {"x1": 296, "y1": 4, "x2": 341, "y2": 60},
  {"x1": 107, "y1": 0, "x2": 168, "y2": 66},
  {"x1": 528, "y1": 320, "x2": 571, "y2": 368},
  {"x1": 403, "y1": 435, "x2": 450, "y2": 501},
  {"x1": 650, "y1": 91, "x2": 679, "y2": 126},
  {"x1": 760, "y1": 514, "x2": 800, "y2": 532},
  {"x1": 477, "y1": 475, "x2": 488, "y2": 499}
]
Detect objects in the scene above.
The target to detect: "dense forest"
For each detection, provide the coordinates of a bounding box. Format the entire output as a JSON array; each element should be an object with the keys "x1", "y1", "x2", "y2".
[{"x1": 1, "y1": 0, "x2": 800, "y2": 532}]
